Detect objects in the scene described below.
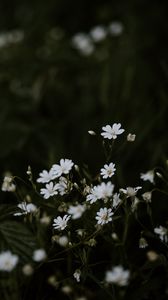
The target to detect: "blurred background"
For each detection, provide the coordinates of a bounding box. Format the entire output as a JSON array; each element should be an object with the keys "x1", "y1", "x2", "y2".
[{"x1": 0, "y1": 0, "x2": 168, "y2": 183}]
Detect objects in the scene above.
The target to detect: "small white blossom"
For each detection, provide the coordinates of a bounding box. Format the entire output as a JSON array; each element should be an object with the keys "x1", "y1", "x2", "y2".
[
  {"x1": 56, "y1": 176, "x2": 70, "y2": 195},
  {"x1": 139, "y1": 237, "x2": 148, "y2": 249},
  {"x1": 86, "y1": 182, "x2": 114, "y2": 204},
  {"x1": 0, "y1": 251, "x2": 19, "y2": 272},
  {"x1": 96, "y1": 207, "x2": 113, "y2": 225},
  {"x1": 53, "y1": 215, "x2": 71, "y2": 230},
  {"x1": 14, "y1": 202, "x2": 37, "y2": 216},
  {"x1": 140, "y1": 170, "x2": 155, "y2": 184},
  {"x1": 105, "y1": 265, "x2": 130, "y2": 286},
  {"x1": 40, "y1": 182, "x2": 58, "y2": 199},
  {"x1": 51, "y1": 159, "x2": 74, "y2": 179},
  {"x1": 33, "y1": 249, "x2": 47, "y2": 262},
  {"x1": 73, "y1": 269, "x2": 81, "y2": 282},
  {"x1": 113, "y1": 193, "x2": 121, "y2": 208},
  {"x1": 142, "y1": 191, "x2": 152, "y2": 203},
  {"x1": 100, "y1": 162, "x2": 116, "y2": 179},
  {"x1": 68, "y1": 204, "x2": 86, "y2": 219},
  {"x1": 72, "y1": 33, "x2": 94, "y2": 56},
  {"x1": 22, "y1": 264, "x2": 34, "y2": 276},
  {"x1": 108, "y1": 22, "x2": 124, "y2": 36},
  {"x1": 86, "y1": 185, "x2": 100, "y2": 204},
  {"x1": 37, "y1": 169, "x2": 54, "y2": 183},
  {"x1": 90, "y1": 25, "x2": 107, "y2": 42},
  {"x1": 57, "y1": 235, "x2": 69, "y2": 247},
  {"x1": 101, "y1": 123, "x2": 125, "y2": 140},
  {"x1": 154, "y1": 226, "x2": 168, "y2": 242},
  {"x1": 127, "y1": 133, "x2": 136, "y2": 142},
  {"x1": 120, "y1": 186, "x2": 142, "y2": 197},
  {"x1": 1, "y1": 176, "x2": 16, "y2": 192}
]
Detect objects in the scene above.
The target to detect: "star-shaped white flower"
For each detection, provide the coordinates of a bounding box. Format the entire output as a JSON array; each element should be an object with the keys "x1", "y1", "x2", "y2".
[
  {"x1": 51, "y1": 159, "x2": 74, "y2": 179},
  {"x1": 68, "y1": 204, "x2": 86, "y2": 219},
  {"x1": 101, "y1": 123, "x2": 125, "y2": 140},
  {"x1": 37, "y1": 169, "x2": 54, "y2": 183},
  {"x1": 140, "y1": 170, "x2": 154, "y2": 184},
  {"x1": 100, "y1": 163, "x2": 116, "y2": 178},
  {"x1": 14, "y1": 202, "x2": 37, "y2": 216},
  {"x1": 53, "y1": 215, "x2": 71, "y2": 230},
  {"x1": 40, "y1": 182, "x2": 58, "y2": 199},
  {"x1": 96, "y1": 207, "x2": 113, "y2": 225}
]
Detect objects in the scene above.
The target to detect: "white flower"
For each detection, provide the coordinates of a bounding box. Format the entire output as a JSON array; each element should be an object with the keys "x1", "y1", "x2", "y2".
[
  {"x1": 73, "y1": 269, "x2": 81, "y2": 282},
  {"x1": 101, "y1": 123, "x2": 125, "y2": 140},
  {"x1": 90, "y1": 25, "x2": 107, "y2": 42},
  {"x1": 57, "y1": 235, "x2": 69, "y2": 247},
  {"x1": 120, "y1": 186, "x2": 142, "y2": 197},
  {"x1": 98, "y1": 182, "x2": 114, "y2": 199},
  {"x1": 53, "y1": 215, "x2": 71, "y2": 230},
  {"x1": 68, "y1": 204, "x2": 86, "y2": 219},
  {"x1": 142, "y1": 192, "x2": 152, "y2": 203},
  {"x1": 113, "y1": 193, "x2": 121, "y2": 208},
  {"x1": 37, "y1": 169, "x2": 54, "y2": 183},
  {"x1": 0, "y1": 251, "x2": 19, "y2": 272},
  {"x1": 56, "y1": 176, "x2": 70, "y2": 195},
  {"x1": 127, "y1": 133, "x2": 136, "y2": 142},
  {"x1": 154, "y1": 226, "x2": 168, "y2": 242},
  {"x1": 33, "y1": 249, "x2": 47, "y2": 262},
  {"x1": 14, "y1": 202, "x2": 37, "y2": 216},
  {"x1": 40, "y1": 182, "x2": 58, "y2": 199},
  {"x1": 140, "y1": 170, "x2": 155, "y2": 184},
  {"x1": 1, "y1": 176, "x2": 16, "y2": 192},
  {"x1": 22, "y1": 264, "x2": 34, "y2": 276},
  {"x1": 72, "y1": 33, "x2": 94, "y2": 56},
  {"x1": 105, "y1": 265, "x2": 130, "y2": 286},
  {"x1": 86, "y1": 185, "x2": 100, "y2": 204},
  {"x1": 96, "y1": 207, "x2": 113, "y2": 225},
  {"x1": 108, "y1": 22, "x2": 124, "y2": 36},
  {"x1": 51, "y1": 159, "x2": 74, "y2": 179},
  {"x1": 100, "y1": 163, "x2": 116, "y2": 178},
  {"x1": 139, "y1": 237, "x2": 148, "y2": 249}
]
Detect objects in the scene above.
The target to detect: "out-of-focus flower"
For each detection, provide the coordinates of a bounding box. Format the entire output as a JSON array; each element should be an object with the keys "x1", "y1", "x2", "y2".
[
  {"x1": 100, "y1": 163, "x2": 116, "y2": 179},
  {"x1": 61, "y1": 285, "x2": 72, "y2": 295},
  {"x1": 72, "y1": 33, "x2": 94, "y2": 56},
  {"x1": 88, "y1": 130, "x2": 96, "y2": 136},
  {"x1": 139, "y1": 237, "x2": 148, "y2": 249},
  {"x1": 33, "y1": 249, "x2": 47, "y2": 262},
  {"x1": 108, "y1": 22, "x2": 124, "y2": 36},
  {"x1": 101, "y1": 123, "x2": 125, "y2": 140},
  {"x1": 73, "y1": 269, "x2": 81, "y2": 282},
  {"x1": 51, "y1": 159, "x2": 74, "y2": 179},
  {"x1": 90, "y1": 25, "x2": 107, "y2": 42},
  {"x1": 40, "y1": 182, "x2": 58, "y2": 199},
  {"x1": 105, "y1": 265, "x2": 130, "y2": 286},
  {"x1": 14, "y1": 202, "x2": 37, "y2": 216},
  {"x1": 0, "y1": 30, "x2": 24, "y2": 48},
  {"x1": 56, "y1": 176, "x2": 70, "y2": 195},
  {"x1": 147, "y1": 250, "x2": 158, "y2": 261},
  {"x1": 68, "y1": 204, "x2": 86, "y2": 219},
  {"x1": 96, "y1": 207, "x2": 113, "y2": 225},
  {"x1": 112, "y1": 193, "x2": 121, "y2": 208},
  {"x1": 140, "y1": 170, "x2": 155, "y2": 184},
  {"x1": 127, "y1": 133, "x2": 136, "y2": 142},
  {"x1": 1, "y1": 176, "x2": 16, "y2": 192},
  {"x1": 53, "y1": 215, "x2": 71, "y2": 230},
  {"x1": 0, "y1": 251, "x2": 19, "y2": 272},
  {"x1": 142, "y1": 191, "x2": 152, "y2": 203},
  {"x1": 22, "y1": 264, "x2": 34, "y2": 276},
  {"x1": 120, "y1": 186, "x2": 142, "y2": 197},
  {"x1": 154, "y1": 226, "x2": 168, "y2": 242}
]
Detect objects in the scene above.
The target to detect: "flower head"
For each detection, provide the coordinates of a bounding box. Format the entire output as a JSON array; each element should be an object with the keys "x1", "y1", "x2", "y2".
[
  {"x1": 33, "y1": 249, "x2": 47, "y2": 262},
  {"x1": 72, "y1": 33, "x2": 94, "y2": 56},
  {"x1": 100, "y1": 163, "x2": 116, "y2": 179},
  {"x1": 105, "y1": 265, "x2": 130, "y2": 286},
  {"x1": 40, "y1": 182, "x2": 58, "y2": 199},
  {"x1": 0, "y1": 251, "x2": 19, "y2": 272},
  {"x1": 1, "y1": 176, "x2": 16, "y2": 192},
  {"x1": 51, "y1": 159, "x2": 74, "y2": 179},
  {"x1": 140, "y1": 170, "x2": 155, "y2": 184},
  {"x1": 68, "y1": 204, "x2": 86, "y2": 219},
  {"x1": 154, "y1": 226, "x2": 168, "y2": 242},
  {"x1": 14, "y1": 202, "x2": 37, "y2": 216},
  {"x1": 101, "y1": 123, "x2": 125, "y2": 140},
  {"x1": 96, "y1": 207, "x2": 113, "y2": 225},
  {"x1": 56, "y1": 176, "x2": 70, "y2": 195},
  {"x1": 120, "y1": 186, "x2": 142, "y2": 197},
  {"x1": 37, "y1": 169, "x2": 54, "y2": 183},
  {"x1": 90, "y1": 25, "x2": 107, "y2": 42},
  {"x1": 73, "y1": 269, "x2": 81, "y2": 282},
  {"x1": 108, "y1": 22, "x2": 124, "y2": 36},
  {"x1": 53, "y1": 215, "x2": 71, "y2": 230}
]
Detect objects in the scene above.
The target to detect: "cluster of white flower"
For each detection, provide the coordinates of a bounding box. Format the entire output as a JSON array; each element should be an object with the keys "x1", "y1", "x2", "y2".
[{"x1": 72, "y1": 21, "x2": 124, "y2": 56}]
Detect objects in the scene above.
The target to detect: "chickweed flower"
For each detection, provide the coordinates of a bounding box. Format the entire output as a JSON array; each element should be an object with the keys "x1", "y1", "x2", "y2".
[
  {"x1": 127, "y1": 133, "x2": 136, "y2": 142},
  {"x1": 40, "y1": 182, "x2": 58, "y2": 199},
  {"x1": 33, "y1": 249, "x2": 47, "y2": 262},
  {"x1": 0, "y1": 251, "x2": 19, "y2": 272},
  {"x1": 73, "y1": 269, "x2": 81, "y2": 282},
  {"x1": 120, "y1": 186, "x2": 142, "y2": 197},
  {"x1": 14, "y1": 202, "x2": 37, "y2": 216},
  {"x1": 86, "y1": 182, "x2": 114, "y2": 204},
  {"x1": 140, "y1": 170, "x2": 155, "y2": 184},
  {"x1": 53, "y1": 215, "x2": 71, "y2": 230},
  {"x1": 37, "y1": 169, "x2": 54, "y2": 183},
  {"x1": 112, "y1": 193, "x2": 121, "y2": 208},
  {"x1": 142, "y1": 191, "x2": 152, "y2": 203},
  {"x1": 72, "y1": 33, "x2": 94, "y2": 56},
  {"x1": 101, "y1": 123, "x2": 125, "y2": 140},
  {"x1": 100, "y1": 163, "x2": 116, "y2": 179},
  {"x1": 68, "y1": 204, "x2": 86, "y2": 219},
  {"x1": 1, "y1": 175, "x2": 16, "y2": 192},
  {"x1": 96, "y1": 207, "x2": 113, "y2": 225},
  {"x1": 154, "y1": 226, "x2": 168, "y2": 242},
  {"x1": 105, "y1": 265, "x2": 130, "y2": 286},
  {"x1": 108, "y1": 22, "x2": 124, "y2": 36},
  {"x1": 90, "y1": 25, "x2": 107, "y2": 42},
  {"x1": 51, "y1": 159, "x2": 74, "y2": 179},
  {"x1": 56, "y1": 176, "x2": 70, "y2": 195}
]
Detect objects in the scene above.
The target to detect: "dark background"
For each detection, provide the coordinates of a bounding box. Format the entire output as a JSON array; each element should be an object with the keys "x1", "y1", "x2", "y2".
[{"x1": 0, "y1": 0, "x2": 168, "y2": 182}]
